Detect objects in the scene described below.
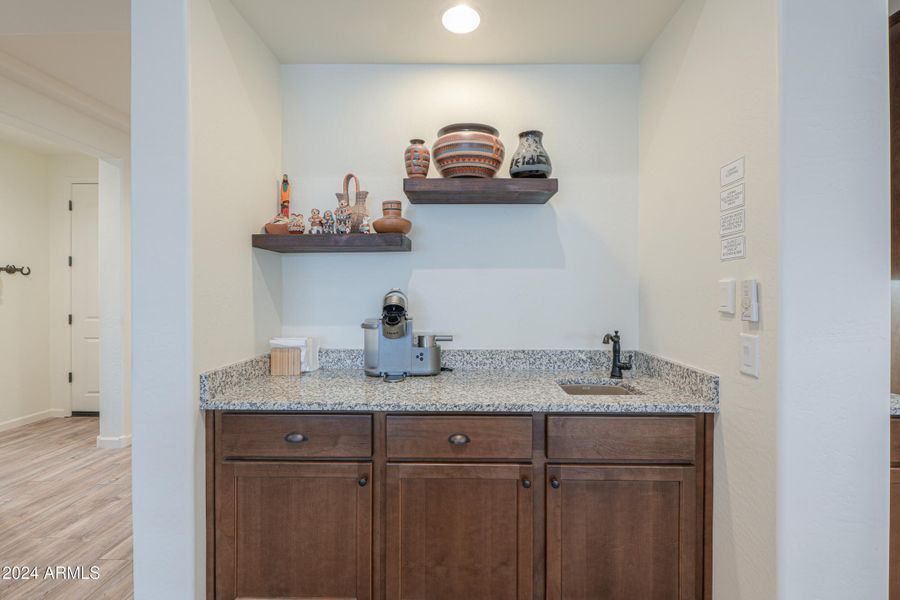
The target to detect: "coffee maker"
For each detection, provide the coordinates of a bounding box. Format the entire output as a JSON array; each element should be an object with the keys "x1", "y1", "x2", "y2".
[{"x1": 362, "y1": 289, "x2": 452, "y2": 381}]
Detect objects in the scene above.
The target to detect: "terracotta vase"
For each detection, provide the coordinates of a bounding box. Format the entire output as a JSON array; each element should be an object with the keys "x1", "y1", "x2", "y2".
[
  {"x1": 372, "y1": 201, "x2": 412, "y2": 234},
  {"x1": 404, "y1": 139, "x2": 431, "y2": 178},
  {"x1": 509, "y1": 130, "x2": 552, "y2": 178},
  {"x1": 432, "y1": 123, "x2": 505, "y2": 178},
  {"x1": 335, "y1": 173, "x2": 369, "y2": 232}
]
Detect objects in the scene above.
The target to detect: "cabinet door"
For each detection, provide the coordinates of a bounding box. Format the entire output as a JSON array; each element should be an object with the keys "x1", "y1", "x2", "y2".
[
  {"x1": 892, "y1": 468, "x2": 900, "y2": 600},
  {"x1": 546, "y1": 465, "x2": 697, "y2": 600},
  {"x1": 216, "y1": 461, "x2": 372, "y2": 600},
  {"x1": 386, "y1": 463, "x2": 533, "y2": 600}
]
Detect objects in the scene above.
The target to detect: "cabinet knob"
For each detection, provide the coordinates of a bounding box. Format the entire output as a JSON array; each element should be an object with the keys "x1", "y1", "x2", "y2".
[
  {"x1": 284, "y1": 432, "x2": 307, "y2": 444},
  {"x1": 522, "y1": 478, "x2": 532, "y2": 489},
  {"x1": 550, "y1": 477, "x2": 561, "y2": 489},
  {"x1": 448, "y1": 433, "x2": 470, "y2": 446},
  {"x1": 358, "y1": 476, "x2": 368, "y2": 487}
]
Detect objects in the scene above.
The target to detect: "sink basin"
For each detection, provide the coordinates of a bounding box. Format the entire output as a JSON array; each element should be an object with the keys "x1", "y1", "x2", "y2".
[{"x1": 559, "y1": 384, "x2": 637, "y2": 396}]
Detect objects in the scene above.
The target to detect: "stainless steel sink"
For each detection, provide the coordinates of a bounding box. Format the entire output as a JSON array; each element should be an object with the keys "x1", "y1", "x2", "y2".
[{"x1": 559, "y1": 384, "x2": 637, "y2": 396}]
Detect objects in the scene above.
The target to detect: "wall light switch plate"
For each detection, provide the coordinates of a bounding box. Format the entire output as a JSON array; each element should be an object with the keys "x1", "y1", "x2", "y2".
[
  {"x1": 740, "y1": 333, "x2": 760, "y2": 377},
  {"x1": 718, "y1": 279, "x2": 736, "y2": 314},
  {"x1": 741, "y1": 279, "x2": 759, "y2": 322}
]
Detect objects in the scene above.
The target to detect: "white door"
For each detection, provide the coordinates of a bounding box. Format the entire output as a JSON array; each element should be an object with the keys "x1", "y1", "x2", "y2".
[{"x1": 71, "y1": 183, "x2": 100, "y2": 413}]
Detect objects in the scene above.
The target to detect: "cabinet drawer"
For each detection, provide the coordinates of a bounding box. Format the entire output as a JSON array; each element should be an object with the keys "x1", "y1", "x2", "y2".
[
  {"x1": 547, "y1": 416, "x2": 696, "y2": 462},
  {"x1": 892, "y1": 418, "x2": 900, "y2": 465},
  {"x1": 386, "y1": 415, "x2": 533, "y2": 460},
  {"x1": 220, "y1": 414, "x2": 372, "y2": 459}
]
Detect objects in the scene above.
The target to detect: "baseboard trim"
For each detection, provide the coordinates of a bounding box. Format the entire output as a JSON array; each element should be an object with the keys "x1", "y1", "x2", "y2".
[
  {"x1": 96, "y1": 434, "x2": 132, "y2": 449},
  {"x1": 0, "y1": 409, "x2": 67, "y2": 432}
]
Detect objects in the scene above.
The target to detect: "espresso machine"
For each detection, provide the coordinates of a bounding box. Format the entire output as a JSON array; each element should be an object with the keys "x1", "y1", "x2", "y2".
[{"x1": 362, "y1": 289, "x2": 452, "y2": 381}]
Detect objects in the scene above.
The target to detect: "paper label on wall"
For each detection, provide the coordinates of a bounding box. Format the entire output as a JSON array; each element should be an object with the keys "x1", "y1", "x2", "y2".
[
  {"x1": 720, "y1": 157, "x2": 745, "y2": 187},
  {"x1": 720, "y1": 183, "x2": 745, "y2": 211},
  {"x1": 720, "y1": 209, "x2": 746, "y2": 237},
  {"x1": 720, "y1": 235, "x2": 746, "y2": 261}
]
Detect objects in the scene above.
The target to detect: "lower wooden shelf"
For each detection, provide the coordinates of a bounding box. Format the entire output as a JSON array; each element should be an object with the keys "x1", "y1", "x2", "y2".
[{"x1": 251, "y1": 233, "x2": 411, "y2": 253}]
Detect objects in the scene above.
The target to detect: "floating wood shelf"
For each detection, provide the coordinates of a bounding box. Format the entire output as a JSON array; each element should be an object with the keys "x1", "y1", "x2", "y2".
[
  {"x1": 403, "y1": 178, "x2": 558, "y2": 205},
  {"x1": 252, "y1": 233, "x2": 411, "y2": 253}
]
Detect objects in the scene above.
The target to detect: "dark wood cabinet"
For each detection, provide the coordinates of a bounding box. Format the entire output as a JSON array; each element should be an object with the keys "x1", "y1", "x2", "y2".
[
  {"x1": 215, "y1": 461, "x2": 372, "y2": 600},
  {"x1": 207, "y1": 412, "x2": 713, "y2": 600},
  {"x1": 385, "y1": 463, "x2": 533, "y2": 599},
  {"x1": 545, "y1": 465, "x2": 697, "y2": 600},
  {"x1": 892, "y1": 468, "x2": 900, "y2": 600}
]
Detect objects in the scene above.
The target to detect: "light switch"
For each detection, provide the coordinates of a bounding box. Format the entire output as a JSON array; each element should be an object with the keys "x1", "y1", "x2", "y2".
[
  {"x1": 740, "y1": 334, "x2": 760, "y2": 377},
  {"x1": 741, "y1": 279, "x2": 759, "y2": 322},
  {"x1": 718, "y1": 279, "x2": 736, "y2": 314}
]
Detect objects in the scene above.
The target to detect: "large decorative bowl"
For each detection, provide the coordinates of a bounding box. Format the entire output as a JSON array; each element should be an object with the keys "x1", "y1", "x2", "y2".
[{"x1": 432, "y1": 123, "x2": 505, "y2": 178}]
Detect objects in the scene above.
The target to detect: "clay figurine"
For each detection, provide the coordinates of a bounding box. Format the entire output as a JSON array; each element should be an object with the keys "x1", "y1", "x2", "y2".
[
  {"x1": 287, "y1": 213, "x2": 305, "y2": 234},
  {"x1": 335, "y1": 196, "x2": 352, "y2": 234},
  {"x1": 359, "y1": 216, "x2": 372, "y2": 234},
  {"x1": 308, "y1": 208, "x2": 324, "y2": 234},
  {"x1": 322, "y1": 210, "x2": 335, "y2": 234},
  {"x1": 280, "y1": 174, "x2": 291, "y2": 217}
]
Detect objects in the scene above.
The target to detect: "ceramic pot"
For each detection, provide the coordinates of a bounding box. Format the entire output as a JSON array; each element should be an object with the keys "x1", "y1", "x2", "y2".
[
  {"x1": 372, "y1": 200, "x2": 412, "y2": 234},
  {"x1": 432, "y1": 123, "x2": 505, "y2": 178},
  {"x1": 404, "y1": 139, "x2": 431, "y2": 178},
  {"x1": 265, "y1": 216, "x2": 289, "y2": 234},
  {"x1": 509, "y1": 130, "x2": 552, "y2": 178}
]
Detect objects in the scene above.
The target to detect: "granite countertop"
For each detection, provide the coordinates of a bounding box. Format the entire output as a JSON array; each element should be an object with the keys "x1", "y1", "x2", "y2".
[
  {"x1": 200, "y1": 350, "x2": 719, "y2": 414},
  {"x1": 892, "y1": 394, "x2": 900, "y2": 416}
]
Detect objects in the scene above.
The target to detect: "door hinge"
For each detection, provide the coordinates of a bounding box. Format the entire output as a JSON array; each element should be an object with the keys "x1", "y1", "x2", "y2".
[
  {"x1": 68, "y1": 314, "x2": 72, "y2": 325},
  {"x1": 68, "y1": 256, "x2": 72, "y2": 267},
  {"x1": 68, "y1": 372, "x2": 73, "y2": 383},
  {"x1": 68, "y1": 200, "x2": 73, "y2": 211}
]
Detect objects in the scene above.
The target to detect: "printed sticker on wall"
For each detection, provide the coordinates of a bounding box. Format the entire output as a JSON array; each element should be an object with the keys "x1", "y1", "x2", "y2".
[
  {"x1": 720, "y1": 157, "x2": 745, "y2": 187},
  {"x1": 720, "y1": 235, "x2": 746, "y2": 261},
  {"x1": 720, "y1": 209, "x2": 746, "y2": 237},
  {"x1": 720, "y1": 183, "x2": 745, "y2": 211}
]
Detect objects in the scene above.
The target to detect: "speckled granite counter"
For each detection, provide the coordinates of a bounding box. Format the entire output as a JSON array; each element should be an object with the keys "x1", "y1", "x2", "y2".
[
  {"x1": 200, "y1": 350, "x2": 719, "y2": 414},
  {"x1": 892, "y1": 394, "x2": 900, "y2": 416}
]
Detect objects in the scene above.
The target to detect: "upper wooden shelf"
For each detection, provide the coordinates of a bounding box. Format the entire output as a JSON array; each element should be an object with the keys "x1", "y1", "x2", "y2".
[
  {"x1": 252, "y1": 233, "x2": 411, "y2": 253},
  {"x1": 403, "y1": 178, "x2": 558, "y2": 205}
]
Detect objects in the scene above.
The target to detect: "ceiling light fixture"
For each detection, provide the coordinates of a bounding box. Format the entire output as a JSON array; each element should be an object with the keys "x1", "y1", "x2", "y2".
[{"x1": 442, "y1": 5, "x2": 481, "y2": 34}]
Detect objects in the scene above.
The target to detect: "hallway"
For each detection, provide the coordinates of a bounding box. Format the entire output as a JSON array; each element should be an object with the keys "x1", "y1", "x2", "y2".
[{"x1": 0, "y1": 418, "x2": 132, "y2": 599}]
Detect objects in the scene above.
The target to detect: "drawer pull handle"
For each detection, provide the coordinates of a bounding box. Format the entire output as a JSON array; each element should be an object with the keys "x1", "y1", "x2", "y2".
[
  {"x1": 284, "y1": 432, "x2": 307, "y2": 444},
  {"x1": 550, "y1": 477, "x2": 561, "y2": 489},
  {"x1": 448, "y1": 433, "x2": 470, "y2": 446},
  {"x1": 358, "y1": 476, "x2": 368, "y2": 487},
  {"x1": 522, "y1": 478, "x2": 532, "y2": 489}
]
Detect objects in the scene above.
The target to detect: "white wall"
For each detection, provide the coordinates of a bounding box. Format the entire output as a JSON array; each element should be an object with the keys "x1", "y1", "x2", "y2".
[
  {"x1": 639, "y1": 0, "x2": 780, "y2": 597},
  {"x1": 192, "y1": 0, "x2": 283, "y2": 374},
  {"x1": 132, "y1": 0, "x2": 282, "y2": 597},
  {"x1": 0, "y1": 140, "x2": 55, "y2": 429},
  {"x1": 131, "y1": 0, "x2": 195, "y2": 596},
  {"x1": 280, "y1": 64, "x2": 639, "y2": 349},
  {"x1": 777, "y1": 0, "x2": 889, "y2": 597}
]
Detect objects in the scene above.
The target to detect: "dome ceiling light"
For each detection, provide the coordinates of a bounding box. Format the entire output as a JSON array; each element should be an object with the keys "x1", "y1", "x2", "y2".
[{"x1": 442, "y1": 5, "x2": 481, "y2": 34}]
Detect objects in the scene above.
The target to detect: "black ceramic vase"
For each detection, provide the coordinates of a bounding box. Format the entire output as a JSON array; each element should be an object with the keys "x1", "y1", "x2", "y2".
[{"x1": 509, "y1": 130, "x2": 552, "y2": 178}]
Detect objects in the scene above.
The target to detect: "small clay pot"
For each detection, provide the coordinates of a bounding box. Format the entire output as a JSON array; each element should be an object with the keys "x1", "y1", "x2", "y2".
[
  {"x1": 265, "y1": 217, "x2": 289, "y2": 235},
  {"x1": 372, "y1": 200, "x2": 412, "y2": 234}
]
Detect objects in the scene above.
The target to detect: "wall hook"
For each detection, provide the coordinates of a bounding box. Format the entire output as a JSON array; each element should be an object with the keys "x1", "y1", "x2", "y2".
[{"x1": 2, "y1": 264, "x2": 31, "y2": 276}]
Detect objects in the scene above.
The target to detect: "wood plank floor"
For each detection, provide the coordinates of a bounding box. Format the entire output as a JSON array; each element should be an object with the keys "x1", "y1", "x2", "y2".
[{"x1": 0, "y1": 417, "x2": 133, "y2": 599}]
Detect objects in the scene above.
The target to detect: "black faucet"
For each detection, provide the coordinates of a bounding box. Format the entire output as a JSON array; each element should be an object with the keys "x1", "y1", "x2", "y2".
[{"x1": 602, "y1": 330, "x2": 633, "y2": 379}]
